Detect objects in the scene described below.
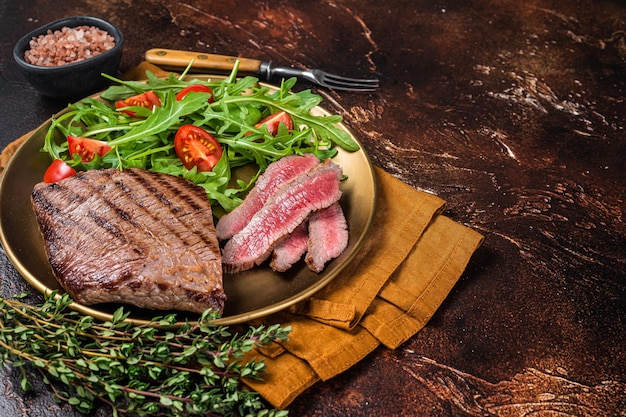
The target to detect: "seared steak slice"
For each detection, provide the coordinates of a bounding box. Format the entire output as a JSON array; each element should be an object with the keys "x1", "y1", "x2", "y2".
[
  {"x1": 305, "y1": 202, "x2": 349, "y2": 273},
  {"x1": 31, "y1": 168, "x2": 225, "y2": 314},
  {"x1": 270, "y1": 220, "x2": 309, "y2": 272},
  {"x1": 222, "y1": 159, "x2": 343, "y2": 273},
  {"x1": 216, "y1": 153, "x2": 319, "y2": 240}
]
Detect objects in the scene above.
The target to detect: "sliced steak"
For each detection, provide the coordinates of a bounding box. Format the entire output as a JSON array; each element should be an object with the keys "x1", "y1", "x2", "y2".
[
  {"x1": 216, "y1": 153, "x2": 320, "y2": 240},
  {"x1": 270, "y1": 220, "x2": 309, "y2": 272},
  {"x1": 222, "y1": 159, "x2": 343, "y2": 273},
  {"x1": 31, "y1": 168, "x2": 225, "y2": 314},
  {"x1": 305, "y1": 202, "x2": 349, "y2": 273}
]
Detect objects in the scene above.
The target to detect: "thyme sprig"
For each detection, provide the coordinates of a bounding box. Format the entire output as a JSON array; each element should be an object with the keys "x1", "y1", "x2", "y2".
[{"x1": 0, "y1": 292, "x2": 290, "y2": 417}]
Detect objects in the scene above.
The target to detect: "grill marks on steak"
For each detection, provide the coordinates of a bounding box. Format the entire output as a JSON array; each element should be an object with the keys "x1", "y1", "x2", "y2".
[
  {"x1": 219, "y1": 157, "x2": 347, "y2": 274},
  {"x1": 31, "y1": 168, "x2": 225, "y2": 314},
  {"x1": 216, "y1": 153, "x2": 319, "y2": 240}
]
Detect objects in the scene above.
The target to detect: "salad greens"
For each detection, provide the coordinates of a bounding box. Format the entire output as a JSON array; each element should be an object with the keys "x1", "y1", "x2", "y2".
[{"x1": 42, "y1": 64, "x2": 359, "y2": 213}]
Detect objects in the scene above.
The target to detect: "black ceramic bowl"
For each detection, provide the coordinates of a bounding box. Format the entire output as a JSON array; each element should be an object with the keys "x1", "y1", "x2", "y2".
[{"x1": 13, "y1": 16, "x2": 124, "y2": 100}]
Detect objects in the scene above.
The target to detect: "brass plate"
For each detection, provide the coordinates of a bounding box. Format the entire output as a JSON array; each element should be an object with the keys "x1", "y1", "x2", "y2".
[{"x1": 0, "y1": 78, "x2": 376, "y2": 325}]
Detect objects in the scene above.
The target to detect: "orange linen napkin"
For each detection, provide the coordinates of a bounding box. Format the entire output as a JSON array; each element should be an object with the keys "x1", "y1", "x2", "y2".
[
  {"x1": 243, "y1": 168, "x2": 483, "y2": 408},
  {"x1": 0, "y1": 63, "x2": 484, "y2": 410}
]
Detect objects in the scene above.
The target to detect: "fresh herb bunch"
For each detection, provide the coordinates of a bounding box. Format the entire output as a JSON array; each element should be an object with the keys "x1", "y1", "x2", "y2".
[
  {"x1": 42, "y1": 64, "x2": 358, "y2": 212},
  {"x1": 0, "y1": 292, "x2": 291, "y2": 417}
]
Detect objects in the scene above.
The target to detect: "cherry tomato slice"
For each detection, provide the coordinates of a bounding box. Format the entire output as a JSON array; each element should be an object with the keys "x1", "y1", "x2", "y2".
[
  {"x1": 254, "y1": 111, "x2": 294, "y2": 136},
  {"x1": 43, "y1": 159, "x2": 77, "y2": 183},
  {"x1": 174, "y1": 125, "x2": 223, "y2": 172},
  {"x1": 67, "y1": 136, "x2": 113, "y2": 162},
  {"x1": 115, "y1": 91, "x2": 161, "y2": 116},
  {"x1": 176, "y1": 84, "x2": 214, "y2": 102}
]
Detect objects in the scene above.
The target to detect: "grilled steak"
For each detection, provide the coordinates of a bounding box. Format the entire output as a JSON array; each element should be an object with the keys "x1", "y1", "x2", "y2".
[
  {"x1": 270, "y1": 220, "x2": 309, "y2": 272},
  {"x1": 31, "y1": 168, "x2": 225, "y2": 314},
  {"x1": 305, "y1": 202, "x2": 349, "y2": 273},
  {"x1": 222, "y1": 159, "x2": 343, "y2": 273},
  {"x1": 216, "y1": 153, "x2": 319, "y2": 240}
]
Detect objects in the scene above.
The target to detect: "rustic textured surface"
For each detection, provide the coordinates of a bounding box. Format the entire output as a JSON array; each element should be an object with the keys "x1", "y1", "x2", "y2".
[{"x1": 1, "y1": 1, "x2": 624, "y2": 416}]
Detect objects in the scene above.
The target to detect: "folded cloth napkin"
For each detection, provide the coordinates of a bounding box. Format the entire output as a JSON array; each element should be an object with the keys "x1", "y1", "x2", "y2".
[
  {"x1": 0, "y1": 62, "x2": 484, "y2": 410},
  {"x1": 243, "y1": 167, "x2": 483, "y2": 408}
]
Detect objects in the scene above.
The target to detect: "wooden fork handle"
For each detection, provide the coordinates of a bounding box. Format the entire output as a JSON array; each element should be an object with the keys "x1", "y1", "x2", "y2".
[{"x1": 144, "y1": 48, "x2": 262, "y2": 73}]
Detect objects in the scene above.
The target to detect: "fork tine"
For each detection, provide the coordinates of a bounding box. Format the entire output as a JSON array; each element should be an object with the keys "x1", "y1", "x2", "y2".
[
  {"x1": 321, "y1": 79, "x2": 379, "y2": 91},
  {"x1": 311, "y1": 69, "x2": 379, "y2": 91},
  {"x1": 320, "y1": 83, "x2": 379, "y2": 92},
  {"x1": 322, "y1": 72, "x2": 380, "y2": 84},
  {"x1": 269, "y1": 66, "x2": 379, "y2": 91}
]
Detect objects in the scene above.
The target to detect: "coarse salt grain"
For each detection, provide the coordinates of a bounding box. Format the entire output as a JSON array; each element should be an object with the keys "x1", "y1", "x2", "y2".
[{"x1": 24, "y1": 25, "x2": 115, "y2": 67}]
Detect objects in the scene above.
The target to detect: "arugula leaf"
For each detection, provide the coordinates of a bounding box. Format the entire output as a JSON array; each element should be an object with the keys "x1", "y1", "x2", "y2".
[{"x1": 108, "y1": 90, "x2": 208, "y2": 147}]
